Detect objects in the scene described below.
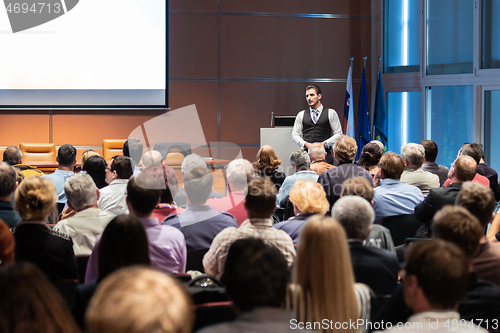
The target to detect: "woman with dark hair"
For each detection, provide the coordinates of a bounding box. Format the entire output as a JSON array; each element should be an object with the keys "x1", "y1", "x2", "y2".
[
  {"x1": 357, "y1": 142, "x2": 383, "y2": 176},
  {"x1": 82, "y1": 155, "x2": 109, "y2": 189},
  {"x1": 72, "y1": 215, "x2": 151, "y2": 328},
  {"x1": 0, "y1": 263, "x2": 81, "y2": 333},
  {"x1": 0, "y1": 220, "x2": 15, "y2": 265},
  {"x1": 254, "y1": 145, "x2": 286, "y2": 190}
]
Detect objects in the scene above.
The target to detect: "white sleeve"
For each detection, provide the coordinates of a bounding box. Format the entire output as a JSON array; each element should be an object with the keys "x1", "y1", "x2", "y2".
[
  {"x1": 291, "y1": 111, "x2": 306, "y2": 148},
  {"x1": 324, "y1": 108, "x2": 343, "y2": 148}
]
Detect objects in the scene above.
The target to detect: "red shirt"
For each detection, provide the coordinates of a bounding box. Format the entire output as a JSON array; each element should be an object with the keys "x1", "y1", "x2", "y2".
[
  {"x1": 443, "y1": 173, "x2": 489, "y2": 188},
  {"x1": 207, "y1": 191, "x2": 247, "y2": 226}
]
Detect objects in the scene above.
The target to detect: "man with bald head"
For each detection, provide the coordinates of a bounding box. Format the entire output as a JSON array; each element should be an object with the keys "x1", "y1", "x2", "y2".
[
  {"x1": 3, "y1": 146, "x2": 44, "y2": 178},
  {"x1": 308, "y1": 142, "x2": 334, "y2": 175}
]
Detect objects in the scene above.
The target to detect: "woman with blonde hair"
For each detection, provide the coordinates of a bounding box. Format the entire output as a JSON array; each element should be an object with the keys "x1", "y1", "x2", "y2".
[
  {"x1": 254, "y1": 145, "x2": 286, "y2": 190},
  {"x1": 290, "y1": 215, "x2": 371, "y2": 333},
  {"x1": 273, "y1": 179, "x2": 329, "y2": 243},
  {"x1": 12, "y1": 176, "x2": 78, "y2": 283}
]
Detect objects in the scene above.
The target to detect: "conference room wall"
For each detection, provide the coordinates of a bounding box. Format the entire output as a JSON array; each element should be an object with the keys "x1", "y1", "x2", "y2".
[{"x1": 0, "y1": 0, "x2": 371, "y2": 163}]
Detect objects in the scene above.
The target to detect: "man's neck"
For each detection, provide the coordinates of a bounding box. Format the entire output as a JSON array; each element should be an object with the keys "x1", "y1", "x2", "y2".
[
  {"x1": 406, "y1": 164, "x2": 422, "y2": 169},
  {"x1": 449, "y1": 177, "x2": 463, "y2": 184},
  {"x1": 77, "y1": 204, "x2": 98, "y2": 212},
  {"x1": 311, "y1": 102, "x2": 322, "y2": 111},
  {"x1": 133, "y1": 212, "x2": 153, "y2": 218},
  {"x1": 58, "y1": 165, "x2": 74, "y2": 171},
  {"x1": 0, "y1": 195, "x2": 11, "y2": 202}
]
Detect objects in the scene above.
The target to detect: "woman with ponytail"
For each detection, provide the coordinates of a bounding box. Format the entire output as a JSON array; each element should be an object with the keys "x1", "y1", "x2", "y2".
[{"x1": 357, "y1": 142, "x2": 383, "y2": 176}]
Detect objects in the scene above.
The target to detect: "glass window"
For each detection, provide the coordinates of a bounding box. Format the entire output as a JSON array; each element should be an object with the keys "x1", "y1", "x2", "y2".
[
  {"x1": 384, "y1": 0, "x2": 421, "y2": 73},
  {"x1": 426, "y1": 0, "x2": 473, "y2": 75},
  {"x1": 482, "y1": 0, "x2": 500, "y2": 69},
  {"x1": 386, "y1": 91, "x2": 422, "y2": 153},
  {"x1": 484, "y1": 90, "x2": 500, "y2": 171},
  {"x1": 426, "y1": 86, "x2": 473, "y2": 167}
]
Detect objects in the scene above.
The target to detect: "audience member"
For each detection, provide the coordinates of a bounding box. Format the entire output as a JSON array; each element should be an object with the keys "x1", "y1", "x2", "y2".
[
  {"x1": 86, "y1": 267, "x2": 193, "y2": 333},
  {"x1": 400, "y1": 143, "x2": 439, "y2": 196},
  {"x1": 146, "y1": 164, "x2": 184, "y2": 220},
  {"x1": 174, "y1": 154, "x2": 224, "y2": 208},
  {"x1": 443, "y1": 143, "x2": 489, "y2": 188},
  {"x1": 163, "y1": 167, "x2": 237, "y2": 251},
  {"x1": 200, "y1": 239, "x2": 304, "y2": 333},
  {"x1": 83, "y1": 155, "x2": 109, "y2": 189},
  {"x1": 203, "y1": 177, "x2": 296, "y2": 277},
  {"x1": 290, "y1": 215, "x2": 371, "y2": 333},
  {"x1": 332, "y1": 196, "x2": 399, "y2": 295},
  {"x1": 308, "y1": 142, "x2": 334, "y2": 175},
  {"x1": 341, "y1": 177, "x2": 395, "y2": 252},
  {"x1": 254, "y1": 145, "x2": 286, "y2": 190},
  {"x1": 0, "y1": 162, "x2": 21, "y2": 227},
  {"x1": 420, "y1": 140, "x2": 449, "y2": 186},
  {"x1": 41, "y1": 143, "x2": 77, "y2": 211},
  {"x1": 273, "y1": 179, "x2": 329, "y2": 243},
  {"x1": 372, "y1": 152, "x2": 423, "y2": 224},
  {"x1": 53, "y1": 173, "x2": 114, "y2": 255},
  {"x1": 471, "y1": 143, "x2": 500, "y2": 199},
  {"x1": 141, "y1": 149, "x2": 163, "y2": 169},
  {"x1": 3, "y1": 145, "x2": 44, "y2": 177},
  {"x1": 456, "y1": 182, "x2": 500, "y2": 286},
  {"x1": 86, "y1": 173, "x2": 186, "y2": 281},
  {"x1": 80, "y1": 149, "x2": 99, "y2": 167},
  {"x1": 97, "y1": 155, "x2": 133, "y2": 215},
  {"x1": 414, "y1": 155, "x2": 476, "y2": 233},
  {"x1": 123, "y1": 138, "x2": 144, "y2": 175},
  {"x1": 13, "y1": 176, "x2": 78, "y2": 283},
  {"x1": 0, "y1": 263, "x2": 81, "y2": 333},
  {"x1": 318, "y1": 135, "x2": 372, "y2": 210},
  {"x1": 72, "y1": 215, "x2": 151, "y2": 329},
  {"x1": 0, "y1": 220, "x2": 15, "y2": 265},
  {"x1": 357, "y1": 141, "x2": 383, "y2": 176},
  {"x1": 207, "y1": 159, "x2": 254, "y2": 225},
  {"x1": 277, "y1": 150, "x2": 318, "y2": 208}
]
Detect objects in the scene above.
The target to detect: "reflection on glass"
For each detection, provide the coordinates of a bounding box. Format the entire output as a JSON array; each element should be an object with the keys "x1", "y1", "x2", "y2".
[
  {"x1": 426, "y1": 0, "x2": 473, "y2": 75},
  {"x1": 387, "y1": 91, "x2": 422, "y2": 153},
  {"x1": 384, "y1": 0, "x2": 420, "y2": 73},
  {"x1": 484, "y1": 90, "x2": 500, "y2": 171},
  {"x1": 482, "y1": 0, "x2": 500, "y2": 69},
  {"x1": 426, "y1": 86, "x2": 473, "y2": 167}
]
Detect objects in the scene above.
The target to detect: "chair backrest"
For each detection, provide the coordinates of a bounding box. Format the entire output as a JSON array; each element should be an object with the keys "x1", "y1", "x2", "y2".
[
  {"x1": 76, "y1": 255, "x2": 90, "y2": 284},
  {"x1": 186, "y1": 250, "x2": 208, "y2": 272},
  {"x1": 192, "y1": 301, "x2": 236, "y2": 331},
  {"x1": 19, "y1": 143, "x2": 56, "y2": 163},
  {"x1": 381, "y1": 214, "x2": 423, "y2": 247},
  {"x1": 54, "y1": 279, "x2": 78, "y2": 307},
  {"x1": 102, "y1": 139, "x2": 126, "y2": 161},
  {"x1": 153, "y1": 142, "x2": 192, "y2": 159}
]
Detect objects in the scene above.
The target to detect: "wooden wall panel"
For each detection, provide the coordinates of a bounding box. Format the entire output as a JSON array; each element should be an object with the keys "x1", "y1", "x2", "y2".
[
  {"x1": 220, "y1": 16, "x2": 371, "y2": 79},
  {"x1": 169, "y1": 0, "x2": 216, "y2": 12},
  {"x1": 0, "y1": 114, "x2": 50, "y2": 146}
]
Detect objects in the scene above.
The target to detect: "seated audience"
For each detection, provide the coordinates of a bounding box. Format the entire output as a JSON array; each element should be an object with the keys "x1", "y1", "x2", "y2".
[
  {"x1": 82, "y1": 155, "x2": 109, "y2": 189},
  {"x1": 174, "y1": 154, "x2": 224, "y2": 208},
  {"x1": 0, "y1": 162, "x2": 21, "y2": 228},
  {"x1": 41, "y1": 143, "x2": 77, "y2": 210},
  {"x1": 53, "y1": 173, "x2": 114, "y2": 255},
  {"x1": 200, "y1": 239, "x2": 302, "y2": 333},
  {"x1": 470, "y1": 143, "x2": 500, "y2": 200},
  {"x1": 12, "y1": 176, "x2": 77, "y2": 283},
  {"x1": 289, "y1": 215, "x2": 371, "y2": 333},
  {"x1": 273, "y1": 180, "x2": 329, "y2": 243},
  {"x1": 414, "y1": 155, "x2": 476, "y2": 235},
  {"x1": 0, "y1": 220, "x2": 15, "y2": 265},
  {"x1": 86, "y1": 173, "x2": 186, "y2": 281},
  {"x1": 146, "y1": 164, "x2": 184, "y2": 220},
  {"x1": 123, "y1": 138, "x2": 143, "y2": 175},
  {"x1": 277, "y1": 150, "x2": 318, "y2": 208},
  {"x1": 72, "y1": 215, "x2": 151, "y2": 329},
  {"x1": 318, "y1": 135, "x2": 372, "y2": 210},
  {"x1": 400, "y1": 143, "x2": 439, "y2": 196},
  {"x1": 86, "y1": 267, "x2": 193, "y2": 333},
  {"x1": 203, "y1": 177, "x2": 296, "y2": 277},
  {"x1": 207, "y1": 159, "x2": 254, "y2": 225},
  {"x1": 3, "y1": 145, "x2": 44, "y2": 177},
  {"x1": 308, "y1": 142, "x2": 334, "y2": 176},
  {"x1": 341, "y1": 177, "x2": 395, "y2": 252},
  {"x1": 456, "y1": 182, "x2": 500, "y2": 286},
  {"x1": 254, "y1": 145, "x2": 286, "y2": 190},
  {"x1": 163, "y1": 167, "x2": 237, "y2": 251},
  {"x1": 357, "y1": 141, "x2": 383, "y2": 176},
  {"x1": 97, "y1": 155, "x2": 133, "y2": 215},
  {"x1": 80, "y1": 149, "x2": 99, "y2": 167},
  {"x1": 0, "y1": 263, "x2": 81, "y2": 333},
  {"x1": 420, "y1": 140, "x2": 449, "y2": 186},
  {"x1": 443, "y1": 143, "x2": 489, "y2": 188},
  {"x1": 141, "y1": 149, "x2": 163, "y2": 169},
  {"x1": 372, "y1": 152, "x2": 423, "y2": 224},
  {"x1": 332, "y1": 196, "x2": 399, "y2": 296}
]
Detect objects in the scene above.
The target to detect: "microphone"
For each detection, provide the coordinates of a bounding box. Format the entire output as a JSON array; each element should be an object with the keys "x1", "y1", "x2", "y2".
[{"x1": 270, "y1": 112, "x2": 274, "y2": 128}]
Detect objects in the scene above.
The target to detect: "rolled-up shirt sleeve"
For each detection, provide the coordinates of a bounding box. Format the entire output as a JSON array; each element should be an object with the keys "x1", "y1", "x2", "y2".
[
  {"x1": 324, "y1": 108, "x2": 343, "y2": 148},
  {"x1": 291, "y1": 111, "x2": 305, "y2": 148}
]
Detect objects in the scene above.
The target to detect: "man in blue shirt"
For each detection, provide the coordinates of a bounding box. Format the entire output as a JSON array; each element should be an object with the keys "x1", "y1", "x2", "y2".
[{"x1": 373, "y1": 152, "x2": 423, "y2": 224}]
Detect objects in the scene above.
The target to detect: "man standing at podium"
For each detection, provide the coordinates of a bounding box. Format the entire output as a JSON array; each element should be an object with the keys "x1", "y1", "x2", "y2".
[{"x1": 291, "y1": 85, "x2": 342, "y2": 164}]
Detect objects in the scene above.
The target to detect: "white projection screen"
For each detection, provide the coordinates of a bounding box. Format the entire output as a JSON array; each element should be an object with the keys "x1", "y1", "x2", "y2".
[{"x1": 0, "y1": 0, "x2": 167, "y2": 108}]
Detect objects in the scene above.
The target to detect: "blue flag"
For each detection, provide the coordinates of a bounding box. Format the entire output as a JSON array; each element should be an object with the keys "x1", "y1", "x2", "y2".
[
  {"x1": 373, "y1": 67, "x2": 388, "y2": 151},
  {"x1": 356, "y1": 66, "x2": 371, "y2": 160}
]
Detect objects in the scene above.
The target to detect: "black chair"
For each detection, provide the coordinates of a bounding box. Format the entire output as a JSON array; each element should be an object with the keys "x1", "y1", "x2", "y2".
[
  {"x1": 54, "y1": 279, "x2": 78, "y2": 307},
  {"x1": 193, "y1": 301, "x2": 236, "y2": 331},
  {"x1": 186, "y1": 250, "x2": 208, "y2": 272},
  {"x1": 381, "y1": 214, "x2": 423, "y2": 247},
  {"x1": 76, "y1": 255, "x2": 90, "y2": 284}
]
